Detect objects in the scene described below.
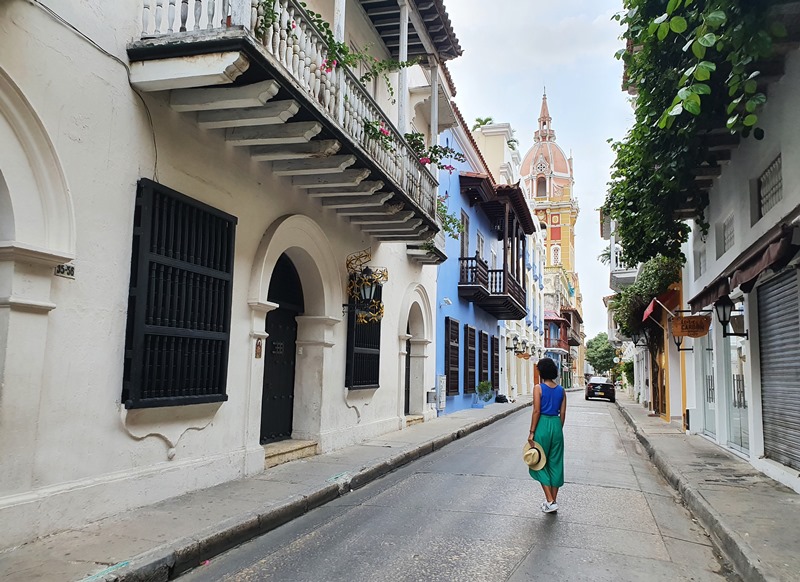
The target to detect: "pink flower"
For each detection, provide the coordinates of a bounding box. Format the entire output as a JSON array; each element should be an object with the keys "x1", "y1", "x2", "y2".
[
  {"x1": 419, "y1": 156, "x2": 431, "y2": 165},
  {"x1": 291, "y1": 21, "x2": 296, "y2": 29},
  {"x1": 379, "y1": 127, "x2": 390, "y2": 136},
  {"x1": 442, "y1": 164, "x2": 456, "y2": 174},
  {"x1": 331, "y1": 59, "x2": 338, "y2": 67}
]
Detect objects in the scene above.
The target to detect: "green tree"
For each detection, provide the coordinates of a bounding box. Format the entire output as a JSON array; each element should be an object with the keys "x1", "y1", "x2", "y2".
[
  {"x1": 585, "y1": 333, "x2": 617, "y2": 375},
  {"x1": 472, "y1": 117, "x2": 494, "y2": 131}
]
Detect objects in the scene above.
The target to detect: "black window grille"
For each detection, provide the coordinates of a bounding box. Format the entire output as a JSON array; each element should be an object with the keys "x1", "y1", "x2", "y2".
[
  {"x1": 345, "y1": 282, "x2": 383, "y2": 390},
  {"x1": 122, "y1": 179, "x2": 236, "y2": 409}
]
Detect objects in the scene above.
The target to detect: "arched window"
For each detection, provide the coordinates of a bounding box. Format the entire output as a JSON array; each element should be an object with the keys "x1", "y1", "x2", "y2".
[
  {"x1": 552, "y1": 244, "x2": 561, "y2": 266},
  {"x1": 537, "y1": 177, "x2": 547, "y2": 197}
]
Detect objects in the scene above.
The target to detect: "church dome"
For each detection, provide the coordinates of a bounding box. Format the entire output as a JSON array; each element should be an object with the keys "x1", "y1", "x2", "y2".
[{"x1": 520, "y1": 93, "x2": 572, "y2": 179}]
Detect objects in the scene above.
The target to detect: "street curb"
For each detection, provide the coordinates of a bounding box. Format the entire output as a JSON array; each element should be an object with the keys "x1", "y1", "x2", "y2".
[
  {"x1": 106, "y1": 400, "x2": 532, "y2": 581},
  {"x1": 614, "y1": 402, "x2": 773, "y2": 582}
]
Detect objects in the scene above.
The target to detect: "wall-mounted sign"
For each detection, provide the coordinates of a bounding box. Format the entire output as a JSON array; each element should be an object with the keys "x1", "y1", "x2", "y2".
[
  {"x1": 671, "y1": 316, "x2": 712, "y2": 338},
  {"x1": 54, "y1": 263, "x2": 75, "y2": 279}
]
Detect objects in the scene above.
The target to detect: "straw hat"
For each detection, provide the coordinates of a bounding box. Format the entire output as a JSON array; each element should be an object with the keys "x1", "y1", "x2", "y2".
[{"x1": 523, "y1": 441, "x2": 547, "y2": 471}]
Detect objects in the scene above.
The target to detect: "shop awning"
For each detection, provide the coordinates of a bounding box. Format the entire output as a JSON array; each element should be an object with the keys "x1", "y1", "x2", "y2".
[
  {"x1": 729, "y1": 225, "x2": 799, "y2": 293},
  {"x1": 688, "y1": 224, "x2": 800, "y2": 312},
  {"x1": 688, "y1": 277, "x2": 730, "y2": 313},
  {"x1": 642, "y1": 290, "x2": 679, "y2": 322}
]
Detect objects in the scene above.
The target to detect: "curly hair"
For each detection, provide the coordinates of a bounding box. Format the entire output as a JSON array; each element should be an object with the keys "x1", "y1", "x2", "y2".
[{"x1": 536, "y1": 357, "x2": 559, "y2": 381}]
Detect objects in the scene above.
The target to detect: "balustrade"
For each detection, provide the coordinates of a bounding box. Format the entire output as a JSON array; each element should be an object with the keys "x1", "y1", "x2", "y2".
[
  {"x1": 459, "y1": 257, "x2": 488, "y2": 288},
  {"x1": 138, "y1": 0, "x2": 437, "y2": 221}
]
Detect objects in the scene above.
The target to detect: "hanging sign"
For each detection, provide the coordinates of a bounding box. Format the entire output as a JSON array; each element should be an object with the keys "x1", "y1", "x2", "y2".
[{"x1": 671, "y1": 316, "x2": 712, "y2": 338}]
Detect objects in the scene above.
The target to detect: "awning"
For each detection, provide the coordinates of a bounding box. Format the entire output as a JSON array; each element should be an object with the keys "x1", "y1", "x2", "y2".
[
  {"x1": 688, "y1": 224, "x2": 800, "y2": 312},
  {"x1": 643, "y1": 290, "x2": 678, "y2": 322},
  {"x1": 729, "y1": 225, "x2": 799, "y2": 293},
  {"x1": 688, "y1": 277, "x2": 729, "y2": 313}
]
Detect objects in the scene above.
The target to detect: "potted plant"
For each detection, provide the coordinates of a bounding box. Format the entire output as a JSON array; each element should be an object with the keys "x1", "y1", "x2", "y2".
[{"x1": 473, "y1": 381, "x2": 494, "y2": 409}]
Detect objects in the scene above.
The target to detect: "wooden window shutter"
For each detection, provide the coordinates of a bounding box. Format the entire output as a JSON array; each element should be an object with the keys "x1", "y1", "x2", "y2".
[
  {"x1": 491, "y1": 335, "x2": 500, "y2": 390},
  {"x1": 479, "y1": 331, "x2": 489, "y2": 383},
  {"x1": 444, "y1": 317, "x2": 460, "y2": 396},
  {"x1": 464, "y1": 324, "x2": 476, "y2": 394}
]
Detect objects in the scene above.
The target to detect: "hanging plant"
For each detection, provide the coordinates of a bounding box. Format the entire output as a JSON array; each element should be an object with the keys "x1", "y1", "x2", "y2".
[{"x1": 604, "y1": 0, "x2": 787, "y2": 265}]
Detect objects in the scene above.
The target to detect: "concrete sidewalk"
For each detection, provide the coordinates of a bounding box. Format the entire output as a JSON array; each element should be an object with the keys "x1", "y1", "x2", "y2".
[
  {"x1": 0, "y1": 398, "x2": 531, "y2": 582},
  {"x1": 616, "y1": 394, "x2": 800, "y2": 582}
]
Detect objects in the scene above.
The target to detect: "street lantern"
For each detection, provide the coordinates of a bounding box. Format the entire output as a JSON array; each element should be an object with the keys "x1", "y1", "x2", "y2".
[
  {"x1": 714, "y1": 295, "x2": 748, "y2": 339},
  {"x1": 359, "y1": 266, "x2": 379, "y2": 302},
  {"x1": 630, "y1": 331, "x2": 640, "y2": 345}
]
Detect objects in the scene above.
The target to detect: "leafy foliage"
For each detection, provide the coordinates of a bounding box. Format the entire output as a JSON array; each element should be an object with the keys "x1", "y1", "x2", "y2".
[
  {"x1": 257, "y1": 1, "x2": 417, "y2": 103},
  {"x1": 604, "y1": 0, "x2": 786, "y2": 264},
  {"x1": 476, "y1": 380, "x2": 494, "y2": 402},
  {"x1": 622, "y1": 360, "x2": 635, "y2": 385},
  {"x1": 586, "y1": 333, "x2": 617, "y2": 375},
  {"x1": 609, "y1": 255, "x2": 682, "y2": 338},
  {"x1": 472, "y1": 117, "x2": 494, "y2": 131}
]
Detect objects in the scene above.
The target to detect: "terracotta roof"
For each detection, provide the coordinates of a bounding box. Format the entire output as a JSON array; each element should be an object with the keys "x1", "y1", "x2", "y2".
[
  {"x1": 441, "y1": 62, "x2": 457, "y2": 97},
  {"x1": 451, "y1": 100, "x2": 494, "y2": 183}
]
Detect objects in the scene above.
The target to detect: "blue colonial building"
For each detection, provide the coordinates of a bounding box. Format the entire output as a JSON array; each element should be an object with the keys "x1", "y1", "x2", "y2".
[{"x1": 435, "y1": 118, "x2": 535, "y2": 413}]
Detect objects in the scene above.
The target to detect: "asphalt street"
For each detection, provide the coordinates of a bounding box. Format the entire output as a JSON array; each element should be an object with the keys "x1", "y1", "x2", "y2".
[{"x1": 181, "y1": 393, "x2": 738, "y2": 582}]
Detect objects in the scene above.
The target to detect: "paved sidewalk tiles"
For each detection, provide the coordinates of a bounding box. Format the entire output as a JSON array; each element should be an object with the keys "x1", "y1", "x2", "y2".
[{"x1": 616, "y1": 394, "x2": 800, "y2": 582}]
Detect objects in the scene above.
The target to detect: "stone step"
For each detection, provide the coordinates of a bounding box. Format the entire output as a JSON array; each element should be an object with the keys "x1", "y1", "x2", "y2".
[
  {"x1": 405, "y1": 415, "x2": 424, "y2": 427},
  {"x1": 263, "y1": 439, "x2": 318, "y2": 469}
]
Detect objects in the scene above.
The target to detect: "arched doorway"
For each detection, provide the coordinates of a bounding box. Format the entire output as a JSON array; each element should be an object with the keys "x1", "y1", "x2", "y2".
[{"x1": 261, "y1": 253, "x2": 304, "y2": 443}]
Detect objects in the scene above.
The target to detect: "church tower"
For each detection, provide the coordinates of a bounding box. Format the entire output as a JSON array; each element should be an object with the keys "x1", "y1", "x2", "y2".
[{"x1": 521, "y1": 92, "x2": 584, "y2": 388}]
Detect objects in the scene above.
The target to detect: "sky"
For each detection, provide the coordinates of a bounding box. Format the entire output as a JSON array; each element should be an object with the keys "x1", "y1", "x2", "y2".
[{"x1": 444, "y1": 0, "x2": 634, "y2": 339}]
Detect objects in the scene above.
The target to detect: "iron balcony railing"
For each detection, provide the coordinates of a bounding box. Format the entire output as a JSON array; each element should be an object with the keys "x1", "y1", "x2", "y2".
[{"x1": 139, "y1": 0, "x2": 438, "y2": 220}]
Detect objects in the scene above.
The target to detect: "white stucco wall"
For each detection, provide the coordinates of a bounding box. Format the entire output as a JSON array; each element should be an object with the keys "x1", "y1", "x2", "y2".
[{"x1": 0, "y1": 0, "x2": 438, "y2": 546}]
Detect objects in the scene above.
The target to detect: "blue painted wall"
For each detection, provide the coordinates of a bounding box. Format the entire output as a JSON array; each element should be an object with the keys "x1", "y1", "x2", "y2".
[{"x1": 435, "y1": 130, "x2": 503, "y2": 414}]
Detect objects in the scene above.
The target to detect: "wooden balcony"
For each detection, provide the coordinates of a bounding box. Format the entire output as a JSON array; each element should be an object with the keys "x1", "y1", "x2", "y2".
[
  {"x1": 544, "y1": 337, "x2": 570, "y2": 352},
  {"x1": 128, "y1": 0, "x2": 438, "y2": 242},
  {"x1": 458, "y1": 257, "x2": 526, "y2": 320}
]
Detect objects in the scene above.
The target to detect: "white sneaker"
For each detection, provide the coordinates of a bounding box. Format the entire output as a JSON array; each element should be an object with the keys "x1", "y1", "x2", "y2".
[
  {"x1": 544, "y1": 501, "x2": 558, "y2": 513},
  {"x1": 540, "y1": 501, "x2": 549, "y2": 513}
]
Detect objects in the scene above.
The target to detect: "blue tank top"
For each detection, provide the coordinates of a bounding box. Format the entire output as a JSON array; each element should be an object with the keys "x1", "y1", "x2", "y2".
[{"x1": 539, "y1": 383, "x2": 564, "y2": 416}]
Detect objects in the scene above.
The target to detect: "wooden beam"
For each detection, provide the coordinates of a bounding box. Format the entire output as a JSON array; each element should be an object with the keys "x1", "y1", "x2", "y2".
[
  {"x1": 130, "y1": 52, "x2": 249, "y2": 91},
  {"x1": 293, "y1": 169, "x2": 371, "y2": 189},
  {"x1": 692, "y1": 165, "x2": 722, "y2": 177},
  {"x1": 170, "y1": 80, "x2": 280, "y2": 112},
  {"x1": 320, "y1": 192, "x2": 393, "y2": 209},
  {"x1": 249, "y1": 140, "x2": 341, "y2": 161},
  {"x1": 336, "y1": 202, "x2": 402, "y2": 216},
  {"x1": 704, "y1": 133, "x2": 740, "y2": 151},
  {"x1": 361, "y1": 219, "x2": 424, "y2": 232},
  {"x1": 226, "y1": 122, "x2": 322, "y2": 146},
  {"x1": 272, "y1": 155, "x2": 357, "y2": 176},
  {"x1": 197, "y1": 100, "x2": 299, "y2": 129},
  {"x1": 349, "y1": 211, "x2": 415, "y2": 224},
  {"x1": 306, "y1": 181, "x2": 385, "y2": 197},
  {"x1": 372, "y1": 226, "x2": 431, "y2": 240}
]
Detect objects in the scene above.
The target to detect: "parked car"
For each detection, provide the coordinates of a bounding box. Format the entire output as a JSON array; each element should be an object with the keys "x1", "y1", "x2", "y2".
[{"x1": 586, "y1": 376, "x2": 615, "y2": 403}]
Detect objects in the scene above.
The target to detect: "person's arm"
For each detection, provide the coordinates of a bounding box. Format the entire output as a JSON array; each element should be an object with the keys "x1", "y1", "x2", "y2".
[
  {"x1": 529, "y1": 385, "x2": 541, "y2": 445},
  {"x1": 560, "y1": 390, "x2": 567, "y2": 427}
]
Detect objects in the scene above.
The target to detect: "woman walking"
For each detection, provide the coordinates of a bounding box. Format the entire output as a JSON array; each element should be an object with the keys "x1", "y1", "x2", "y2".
[{"x1": 528, "y1": 357, "x2": 567, "y2": 513}]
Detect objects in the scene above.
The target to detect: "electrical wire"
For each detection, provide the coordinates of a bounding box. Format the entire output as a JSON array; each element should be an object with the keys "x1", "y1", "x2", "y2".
[{"x1": 28, "y1": 0, "x2": 159, "y2": 181}]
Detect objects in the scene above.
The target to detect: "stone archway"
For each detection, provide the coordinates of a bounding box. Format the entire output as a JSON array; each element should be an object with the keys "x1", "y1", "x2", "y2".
[
  {"x1": 0, "y1": 68, "x2": 76, "y2": 502},
  {"x1": 398, "y1": 283, "x2": 433, "y2": 419},
  {"x1": 247, "y1": 215, "x2": 343, "y2": 451}
]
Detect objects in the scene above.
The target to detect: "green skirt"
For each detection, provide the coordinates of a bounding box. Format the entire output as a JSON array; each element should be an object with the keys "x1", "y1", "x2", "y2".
[{"x1": 529, "y1": 415, "x2": 565, "y2": 487}]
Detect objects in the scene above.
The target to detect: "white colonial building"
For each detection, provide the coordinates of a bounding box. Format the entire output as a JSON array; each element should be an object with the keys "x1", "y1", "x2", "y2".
[
  {"x1": 684, "y1": 47, "x2": 800, "y2": 494},
  {"x1": 0, "y1": 0, "x2": 463, "y2": 547}
]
